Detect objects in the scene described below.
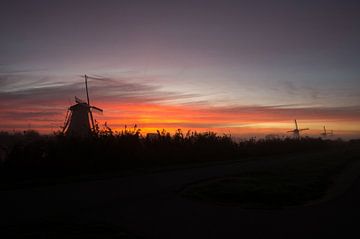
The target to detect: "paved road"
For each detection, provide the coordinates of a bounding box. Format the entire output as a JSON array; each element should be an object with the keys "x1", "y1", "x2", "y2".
[{"x1": 1, "y1": 158, "x2": 360, "y2": 238}]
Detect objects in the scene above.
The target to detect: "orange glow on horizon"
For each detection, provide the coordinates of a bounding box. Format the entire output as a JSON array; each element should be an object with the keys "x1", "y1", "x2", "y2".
[{"x1": 1, "y1": 100, "x2": 360, "y2": 139}]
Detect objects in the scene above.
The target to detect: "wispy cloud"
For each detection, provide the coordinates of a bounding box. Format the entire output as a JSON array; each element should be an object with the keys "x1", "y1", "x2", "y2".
[{"x1": 0, "y1": 74, "x2": 198, "y2": 104}]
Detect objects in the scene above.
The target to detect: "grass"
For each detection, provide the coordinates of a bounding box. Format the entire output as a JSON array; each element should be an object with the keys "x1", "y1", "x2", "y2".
[
  {"x1": 1, "y1": 222, "x2": 139, "y2": 239},
  {"x1": 182, "y1": 144, "x2": 360, "y2": 209}
]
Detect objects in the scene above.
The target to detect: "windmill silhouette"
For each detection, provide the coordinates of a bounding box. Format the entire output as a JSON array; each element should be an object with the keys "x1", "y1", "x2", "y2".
[
  {"x1": 320, "y1": 126, "x2": 333, "y2": 137},
  {"x1": 287, "y1": 119, "x2": 309, "y2": 139},
  {"x1": 62, "y1": 75, "x2": 103, "y2": 137}
]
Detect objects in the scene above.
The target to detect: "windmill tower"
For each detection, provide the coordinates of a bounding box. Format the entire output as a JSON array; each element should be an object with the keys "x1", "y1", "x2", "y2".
[
  {"x1": 287, "y1": 119, "x2": 309, "y2": 139},
  {"x1": 320, "y1": 126, "x2": 333, "y2": 137},
  {"x1": 62, "y1": 75, "x2": 103, "y2": 137}
]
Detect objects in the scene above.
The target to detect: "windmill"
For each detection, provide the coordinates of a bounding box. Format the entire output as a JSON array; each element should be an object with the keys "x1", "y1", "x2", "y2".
[
  {"x1": 287, "y1": 119, "x2": 309, "y2": 139},
  {"x1": 62, "y1": 75, "x2": 103, "y2": 137},
  {"x1": 320, "y1": 126, "x2": 333, "y2": 137}
]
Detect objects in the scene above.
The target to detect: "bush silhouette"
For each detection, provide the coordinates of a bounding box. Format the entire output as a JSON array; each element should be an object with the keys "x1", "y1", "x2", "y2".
[{"x1": 0, "y1": 126, "x2": 349, "y2": 185}]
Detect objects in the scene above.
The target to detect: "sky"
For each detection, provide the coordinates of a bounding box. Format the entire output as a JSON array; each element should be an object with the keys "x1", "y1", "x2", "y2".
[{"x1": 1, "y1": 0, "x2": 360, "y2": 138}]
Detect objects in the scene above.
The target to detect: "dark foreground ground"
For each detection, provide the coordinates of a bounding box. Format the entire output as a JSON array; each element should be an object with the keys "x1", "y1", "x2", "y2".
[{"x1": 1, "y1": 150, "x2": 360, "y2": 239}]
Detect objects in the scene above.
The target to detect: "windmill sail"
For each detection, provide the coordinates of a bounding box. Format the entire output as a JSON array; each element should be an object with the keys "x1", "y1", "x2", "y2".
[
  {"x1": 321, "y1": 125, "x2": 333, "y2": 137},
  {"x1": 287, "y1": 119, "x2": 309, "y2": 139}
]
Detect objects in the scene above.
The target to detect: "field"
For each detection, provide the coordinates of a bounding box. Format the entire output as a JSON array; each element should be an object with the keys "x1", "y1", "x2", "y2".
[
  {"x1": 182, "y1": 144, "x2": 360, "y2": 208},
  {"x1": 1, "y1": 129, "x2": 359, "y2": 203},
  {"x1": 1, "y1": 130, "x2": 360, "y2": 238}
]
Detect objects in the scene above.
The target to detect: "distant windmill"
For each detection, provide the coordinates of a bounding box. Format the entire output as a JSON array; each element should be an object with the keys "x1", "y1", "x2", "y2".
[
  {"x1": 62, "y1": 75, "x2": 103, "y2": 137},
  {"x1": 287, "y1": 119, "x2": 309, "y2": 139},
  {"x1": 320, "y1": 126, "x2": 333, "y2": 137}
]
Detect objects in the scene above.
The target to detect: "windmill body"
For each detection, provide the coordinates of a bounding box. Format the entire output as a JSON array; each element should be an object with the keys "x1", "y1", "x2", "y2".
[
  {"x1": 64, "y1": 102, "x2": 92, "y2": 137},
  {"x1": 62, "y1": 75, "x2": 103, "y2": 137},
  {"x1": 292, "y1": 129, "x2": 300, "y2": 139}
]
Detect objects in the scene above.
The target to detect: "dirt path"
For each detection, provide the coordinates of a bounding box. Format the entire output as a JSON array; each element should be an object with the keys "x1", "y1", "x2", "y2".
[{"x1": 306, "y1": 159, "x2": 360, "y2": 206}]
